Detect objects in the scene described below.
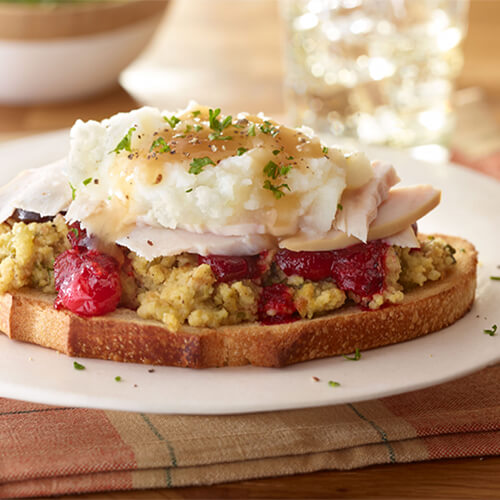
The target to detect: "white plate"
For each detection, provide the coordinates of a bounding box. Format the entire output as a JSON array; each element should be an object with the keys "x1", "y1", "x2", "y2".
[{"x1": 0, "y1": 131, "x2": 499, "y2": 414}]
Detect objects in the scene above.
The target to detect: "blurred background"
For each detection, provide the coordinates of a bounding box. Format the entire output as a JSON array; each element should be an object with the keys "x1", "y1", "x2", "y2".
[{"x1": 0, "y1": 0, "x2": 498, "y2": 172}]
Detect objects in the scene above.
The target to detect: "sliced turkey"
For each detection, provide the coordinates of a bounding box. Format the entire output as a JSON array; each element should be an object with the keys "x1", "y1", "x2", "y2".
[
  {"x1": 335, "y1": 161, "x2": 400, "y2": 241},
  {"x1": 0, "y1": 159, "x2": 71, "y2": 224},
  {"x1": 280, "y1": 185, "x2": 441, "y2": 251}
]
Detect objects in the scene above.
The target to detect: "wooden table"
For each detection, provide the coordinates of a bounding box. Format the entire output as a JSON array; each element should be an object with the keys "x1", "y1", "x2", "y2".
[{"x1": 1, "y1": 1, "x2": 498, "y2": 498}]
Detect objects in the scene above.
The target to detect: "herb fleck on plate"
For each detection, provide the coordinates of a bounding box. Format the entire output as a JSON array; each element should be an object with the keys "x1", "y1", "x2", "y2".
[
  {"x1": 483, "y1": 324, "x2": 497, "y2": 336},
  {"x1": 343, "y1": 348, "x2": 362, "y2": 361}
]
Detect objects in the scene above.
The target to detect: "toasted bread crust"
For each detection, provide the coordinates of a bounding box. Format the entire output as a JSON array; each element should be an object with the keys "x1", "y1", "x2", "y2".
[{"x1": 0, "y1": 235, "x2": 477, "y2": 368}]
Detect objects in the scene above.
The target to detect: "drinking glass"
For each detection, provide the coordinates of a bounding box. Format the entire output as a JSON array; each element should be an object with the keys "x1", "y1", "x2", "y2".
[{"x1": 281, "y1": 0, "x2": 469, "y2": 151}]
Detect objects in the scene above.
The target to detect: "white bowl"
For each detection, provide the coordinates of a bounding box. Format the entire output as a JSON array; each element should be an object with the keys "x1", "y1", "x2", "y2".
[{"x1": 0, "y1": 1, "x2": 169, "y2": 104}]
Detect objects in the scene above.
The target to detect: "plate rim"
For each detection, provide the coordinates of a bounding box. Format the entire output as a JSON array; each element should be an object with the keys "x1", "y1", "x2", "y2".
[{"x1": 0, "y1": 129, "x2": 499, "y2": 415}]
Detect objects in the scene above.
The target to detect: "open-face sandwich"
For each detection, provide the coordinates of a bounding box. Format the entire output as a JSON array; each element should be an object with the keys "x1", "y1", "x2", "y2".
[{"x1": 0, "y1": 104, "x2": 477, "y2": 367}]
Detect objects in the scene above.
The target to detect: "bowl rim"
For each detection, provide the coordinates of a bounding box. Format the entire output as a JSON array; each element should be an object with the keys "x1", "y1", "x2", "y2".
[{"x1": 0, "y1": 0, "x2": 169, "y2": 40}]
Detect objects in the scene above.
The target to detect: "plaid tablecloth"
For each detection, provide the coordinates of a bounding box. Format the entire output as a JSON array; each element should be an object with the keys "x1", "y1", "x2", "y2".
[{"x1": 1, "y1": 364, "x2": 499, "y2": 498}]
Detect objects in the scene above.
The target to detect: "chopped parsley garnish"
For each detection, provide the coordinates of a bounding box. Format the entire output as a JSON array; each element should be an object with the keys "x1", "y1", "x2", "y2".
[
  {"x1": 263, "y1": 160, "x2": 292, "y2": 179},
  {"x1": 163, "y1": 115, "x2": 180, "y2": 129},
  {"x1": 189, "y1": 156, "x2": 215, "y2": 175},
  {"x1": 263, "y1": 161, "x2": 279, "y2": 179},
  {"x1": 208, "y1": 133, "x2": 232, "y2": 141},
  {"x1": 185, "y1": 188, "x2": 193, "y2": 193},
  {"x1": 69, "y1": 182, "x2": 76, "y2": 200},
  {"x1": 337, "y1": 203, "x2": 343, "y2": 211},
  {"x1": 287, "y1": 156, "x2": 294, "y2": 160},
  {"x1": 73, "y1": 361, "x2": 85, "y2": 370},
  {"x1": 272, "y1": 149, "x2": 280, "y2": 156},
  {"x1": 185, "y1": 124, "x2": 192, "y2": 134},
  {"x1": 208, "y1": 108, "x2": 220, "y2": 128},
  {"x1": 322, "y1": 146, "x2": 329, "y2": 154},
  {"x1": 208, "y1": 108, "x2": 232, "y2": 136},
  {"x1": 490, "y1": 276, "x2": 500, "y2": 281},
  {"x1": 259, "y1": 120, "x2": 279, "y2": 137},
  {"x1": 236, "y1": 147, "x2": 248, "y2": 156},
  {"x1": 328, "y1": 381, "x2": 340, "y2": 387},
  {"x1": 263, "y1": 180, "x2": 291, "y2": 199},
  {"x1": 221, "y1": 116, "x2": 232, "y2": 129},
  {"x1": 150, "y1": 137, "x2": 171, "y2": 153},
  {"x1": 247, "y1": 123, "x2": 256, "y2": 136},
  {"x1": 194, "y1": 124, "x2": 203, "y2": 132},
  {"x1": 192, "y1": 110, "x2": 201, "y2": 117},
  {"x1": 82, "y1": 177, "x2": 92, "y2": 186},
  {"x1": 111, "y1": 127, "x2": 136, "y2": 154},
  {"x1": 115, "y1": 376, "x2": 122, "y2": 382},
  {"x1": 69, "y1": 227, "x2": 79, "y2": 238},
  {"x1": 484, "y1": 324, "x2": 497, "y2": 336},
  {"x1": 343, "y1": 348, "x2": 362, "y2": 361}
]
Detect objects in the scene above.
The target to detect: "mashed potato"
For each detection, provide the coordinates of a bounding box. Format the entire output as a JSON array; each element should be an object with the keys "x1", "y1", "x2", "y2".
[{"x1": 65, "y1": 104, "x2": 372, "y2": 245}]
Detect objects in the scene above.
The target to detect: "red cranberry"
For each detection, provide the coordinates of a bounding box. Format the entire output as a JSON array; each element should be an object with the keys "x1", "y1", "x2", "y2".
[
  {"x1": 198, "y1": 254, "x2": 260, "y2": 282},
  {"x1": 274, "y1": 241, "x2": 390, "y2": 301},
  {"x1": 330, "y1": 240, "x2": 389, "y2": 298},
  {"x1": 275, "y1": 249, "x2": 334, "y2": 281},
  {"x1": 54, "y1": 248, "x2": 121, "y2": 317},
  {"x1": 258, "y1": 283, "x2": 298, "y2": 324}
]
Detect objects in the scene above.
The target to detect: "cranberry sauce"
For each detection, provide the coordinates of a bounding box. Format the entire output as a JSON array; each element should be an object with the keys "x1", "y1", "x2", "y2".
[
  {"x1": 257, "y1": 283, "x2": 298, "y2": 324},
  {"x1": 54, "y1": 248, "x2": 121, "y2": 317},
  {"x1": 198, "y1": 254, "x2": 263, "y2": 282},
  {"x1": 53, "y1": 223, "x2": 122, "y2": 317},
  {"x1": 275, "y1": 249, "x2": 334, "y2": 281},
  {"x1": 275, "y1": 240, "x2": 390, "y2": 300},
  {"x1": 330, "y1": 240, "x2": 389, "y2": 298}
]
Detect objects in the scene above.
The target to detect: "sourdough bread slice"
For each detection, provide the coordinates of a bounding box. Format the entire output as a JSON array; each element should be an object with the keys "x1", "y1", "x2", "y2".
[{"x1": 0, "y1": 235, "x2": 477, "y2": 368}]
